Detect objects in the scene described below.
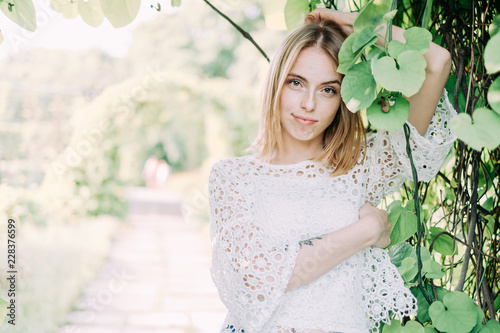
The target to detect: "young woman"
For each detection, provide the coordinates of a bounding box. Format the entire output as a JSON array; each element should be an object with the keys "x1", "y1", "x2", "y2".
[{"x1": 208, "y1": 8, "x2": 455, "y2": 333}]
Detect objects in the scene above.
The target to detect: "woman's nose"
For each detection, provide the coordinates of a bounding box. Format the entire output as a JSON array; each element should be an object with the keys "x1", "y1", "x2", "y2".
[{"x1": 300, "y1": 90, "x2": 316, "y2": 112}]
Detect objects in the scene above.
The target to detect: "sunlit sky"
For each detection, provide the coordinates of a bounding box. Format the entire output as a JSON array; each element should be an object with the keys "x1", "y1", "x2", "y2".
[{"x1": 0, "y1": 0, "x2": 179, "y2": 59}]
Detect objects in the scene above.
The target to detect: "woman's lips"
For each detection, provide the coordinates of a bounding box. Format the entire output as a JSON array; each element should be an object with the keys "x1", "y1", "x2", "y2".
[{"x1": 293, "y1": 114, "x2": 317, "y2": 125}]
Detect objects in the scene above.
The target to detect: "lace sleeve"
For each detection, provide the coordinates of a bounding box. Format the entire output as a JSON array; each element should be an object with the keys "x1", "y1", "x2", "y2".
[
  {"x1": 365, "y1": 89, "x2": 457, "y2": 204},
  {"x1": 208, "y1": 159, "x2": 301, "y2": 332}
]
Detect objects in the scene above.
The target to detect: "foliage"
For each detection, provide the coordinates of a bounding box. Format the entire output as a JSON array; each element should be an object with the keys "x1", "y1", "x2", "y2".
[
  {"x1": 281, "y1": 0, "x2": 500, "y2": 331},
  {"x1": 0, "y1": 0, "x2": 141, "y2": 31}
]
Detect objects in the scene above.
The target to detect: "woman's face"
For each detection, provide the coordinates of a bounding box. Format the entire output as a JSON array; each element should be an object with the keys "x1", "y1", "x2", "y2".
[{"x1": 279, "y1": 46, "x2": 342, "y2": 152}]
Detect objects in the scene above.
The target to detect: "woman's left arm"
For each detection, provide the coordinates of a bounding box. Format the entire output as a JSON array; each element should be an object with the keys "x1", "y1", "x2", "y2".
[{"x1": 307, "y1": 9, "x2": 452, "y2": 136}]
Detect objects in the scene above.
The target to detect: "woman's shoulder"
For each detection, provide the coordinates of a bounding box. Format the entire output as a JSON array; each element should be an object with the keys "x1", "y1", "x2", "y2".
[{"x1": 210, "y1": 155, "x2": 255, "y2": 178}]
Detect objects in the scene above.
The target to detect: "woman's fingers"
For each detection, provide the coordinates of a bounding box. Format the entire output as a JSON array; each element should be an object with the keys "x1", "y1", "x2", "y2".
[{"x1": 358, "y1": 201, "x2": 391, "y2": 248}]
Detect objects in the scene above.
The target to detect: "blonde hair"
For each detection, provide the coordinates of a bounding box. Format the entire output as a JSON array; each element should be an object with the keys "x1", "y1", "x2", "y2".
[{"x1": 250, "y1": 21, "x2": 366, "y2": 176}]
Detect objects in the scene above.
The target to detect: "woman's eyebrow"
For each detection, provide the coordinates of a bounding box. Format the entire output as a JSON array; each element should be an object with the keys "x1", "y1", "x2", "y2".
[{"x1": 288, "y1": 72, "x2": 341, "y2": 85}]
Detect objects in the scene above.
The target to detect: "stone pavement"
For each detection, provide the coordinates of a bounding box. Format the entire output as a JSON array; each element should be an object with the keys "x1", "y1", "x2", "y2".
[{"x1": 59, "y1": 187, "x2": 227, "y2": 333}]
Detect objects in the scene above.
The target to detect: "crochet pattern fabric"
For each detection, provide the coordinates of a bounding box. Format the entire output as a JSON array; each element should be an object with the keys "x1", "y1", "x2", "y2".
[{"x1": 209, "y1": 90, "x2": 457, "y2": 333}]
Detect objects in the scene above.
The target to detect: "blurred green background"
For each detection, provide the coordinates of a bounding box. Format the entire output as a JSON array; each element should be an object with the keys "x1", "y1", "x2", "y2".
[{"x1": 0, "y1": 0, "x2": 286, "y2": 331}]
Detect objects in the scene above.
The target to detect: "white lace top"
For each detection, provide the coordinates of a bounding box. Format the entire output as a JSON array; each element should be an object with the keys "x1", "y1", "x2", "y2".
[{"x1": 208, "y1": 90, "x2": 456, "y2": 333}]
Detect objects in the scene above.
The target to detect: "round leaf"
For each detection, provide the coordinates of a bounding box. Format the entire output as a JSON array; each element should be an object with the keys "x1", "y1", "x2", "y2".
[
  {"x1": 428, "y1": 291, "x2": 478, "y2": 333},
  {"x1": 428, "y1": 227, "x2": 454, "y2": 255},
  {"x1": 488, "y1": 76, "x2": 500, "y2": 114},
  {"x1": 100, "y1": 0, "x2": 141, "y2": 28},
  {"x1": 367, "y1": 94, "x2": 410, "y2": 131},
  {"x1": 337, "y1": 30, "x2": 375, "y2": 74},
  {"x1": 479, "y1": 320, "x2": 500, "y2": 333},
  {"x1": 0, "y1": 0, "x2": 36, "y2": 31},
  {"x1": 422, "y1": 259, "x2": 444, "y2": 279},
  {"x1": 353, "y1": 0, "x2": 393, "y2": 32},
  {"x1": 411, "y1": 285, "x2": 448, "y2": 323},
  {"x1": 484, "y1": 34, "x2": 500, "y2": 74},
  {"x1": 284, "y1": 0, "x2": 309, "y2": 30},
  {"x1": 383, "y1": 319, "x2": 425, "y2": 333},
  {"x1": 390, "y1": 208, "x2": 418, "y2": 245},
  {"x1": 398, "y1": 257, "x2": 418, "y2": 282},
  {"x1": 388, "y1": 27, "x2": 432, "y2": 58},
  {"x1": 389, "y1": 241, "x2": 416, "y2": 268},
  {"x1": 449, "y1": 107, "x2": 500, "y2": 151},
  {"x1": 489, "y1": 15, "x2": 500, "y2": 38},
  {"x1": 372, "y1": 51, "x2": 427, "y2": 97},
  {"x1": 51, "y1": 0, "x2": 79, "y2": 19},
  {"x1": 470, "y1": 306, "x2": 486, "y2": 333},
  {"x1": 352, "y1": 26, "x2": 378, "y2": 53},
  {"x1": 341, "y1": 62, "x2": 377, "y2": 112},
  {"x1": 78, "y1": 0, "x2": 104, "y2": 27}
]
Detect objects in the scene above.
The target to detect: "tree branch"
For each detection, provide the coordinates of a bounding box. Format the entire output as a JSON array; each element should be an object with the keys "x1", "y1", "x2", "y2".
[{"x1": 202, "y1": 0, "x2": 270, "y2": 62}]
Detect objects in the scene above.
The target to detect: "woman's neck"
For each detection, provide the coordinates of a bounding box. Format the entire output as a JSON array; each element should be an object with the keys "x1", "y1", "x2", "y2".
[{"x1": 271, "y1": 141, "x2": 323, "y2": 165}]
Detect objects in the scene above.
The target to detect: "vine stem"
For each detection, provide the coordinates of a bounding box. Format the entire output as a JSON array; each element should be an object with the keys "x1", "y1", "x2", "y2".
[
  {"x1": 404, "y1": 123, "x2": 433, "y2": 305},
  {"x1": 202, "y1": 0, "x2": 270, "y2": 62},
  {"x1": 429, "y1": 231, "x2": 500, "y2": 260}
]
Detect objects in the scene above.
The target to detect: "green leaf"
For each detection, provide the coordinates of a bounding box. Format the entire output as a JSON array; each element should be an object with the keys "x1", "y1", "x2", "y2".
[
  {"x1": 449, "y1": 107, "x2": 500, "y2": 151},
  {"x1": 353, "y1": 0, "x2": 394, "y2": 32},
  {"x1": 284, "y1": 0, "x2": 309, "y2": 30},
  {"x1": 78, "y1": 0, "x2": 104, "y2": 27},
  {"x1": 494, "y1": 294, "x2": 500, "y2": 313},
  {"x1": 171, "y1": 0, "x2": 182, "y2": 7},
  {"x1": 341, "y1": 62, "x2": 377, "y2": 112},
  {"x1": 389, "y1": 241, "x2": 416, "y2": 268},
  {"x1": 411, "y1": 285, "x2": 447, "y2": 323},
  {"x1": 372, "y1": 50, "x2": 427, "y2": 97},
  {"x1": 51, "y1": 0, "x2": 79, "y2": 19},
  {"x1": 411, "y1": 286, "x2": 431, "y2": 322},
  {"x1": 423, "y1": 327, "x2": 438, "y2": 333},
  {"x1": 488, "y1": 76, "x2": 500, "y2": 114},
  {"x1": 0, "y1": 297, "x2": 7, "y2": 326},
  {"x1": 366, "y1": 93, "x2": 410, "y2": 131},
  {"x1": 352, "y1": 26, "x2": 378, "y2": 53},
  {"x1": 388, "y1": 27, "x2": 432, "y2": 58},
  {"x1": 428, "y1": 291, "x2": 478, "y2": 333},
  {"x1": 484, "y1": 34, "x2": 500, "y2": 74},
  {"x1": 398, "y1": 256, "x2": 418, "y2": 282},
  {"x1": 470, "y1": 306, "x2": 486, "y2": 333},
  {"x1": 428, "y1": 227, "x2": 454, "y2": 255},
  {"x1": 383, "y1": 319, "x2": 425, "y2": 333},
  {"x1": 100, "y1": 0, "x2": 141, "y2": 28},
  {"x1": 0, "y1": 0, "x2": 36, "y2": 31},
  {"x1": 422, "y1": 259, "x2": 443, "y2": 279},
  {"x1": 337, "y1": 30, "x2": 377, "y2": 74},
  {"x1": 489, "y1": 15, "x2": 500, "y2": 38},
  {"x1": 479, "y1": 320, "x2": 500, "y2": 332}
]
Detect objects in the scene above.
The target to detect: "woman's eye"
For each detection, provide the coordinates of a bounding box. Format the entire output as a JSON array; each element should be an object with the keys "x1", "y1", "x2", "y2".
[
  {"x1": 323, "y1": 87, "x2": 337, "y2": 95},
  {"x1": 289, "y1": 79, "x2": 301, "y2": 87}
]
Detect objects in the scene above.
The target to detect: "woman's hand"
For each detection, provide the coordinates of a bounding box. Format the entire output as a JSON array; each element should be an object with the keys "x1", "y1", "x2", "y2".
[
  {"x1": 358, "y1": 202, "x2": 391, "y2": 248},
  {"x1": 305, "y1": 8, "x2": 357, "y2": 36}
]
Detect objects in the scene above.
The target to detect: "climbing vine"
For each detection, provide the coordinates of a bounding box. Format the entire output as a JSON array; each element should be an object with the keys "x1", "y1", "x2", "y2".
[{"x1": 1, "y1": 0, "x2": 499, "y2": 332}]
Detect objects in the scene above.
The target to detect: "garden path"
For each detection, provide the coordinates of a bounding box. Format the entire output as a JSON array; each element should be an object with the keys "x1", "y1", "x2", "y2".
[{"x1": 59, "y1": 187, "x2": 227, "y2": 333}]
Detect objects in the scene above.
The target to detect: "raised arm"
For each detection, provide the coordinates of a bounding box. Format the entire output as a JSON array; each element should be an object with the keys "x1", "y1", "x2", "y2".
[{"x1": 306, "y1": 8, "x2": 452, "y2": 136}]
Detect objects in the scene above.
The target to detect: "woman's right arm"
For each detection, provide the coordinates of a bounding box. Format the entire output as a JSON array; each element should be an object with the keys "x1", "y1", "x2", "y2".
[{"x1": 286, "y1": 202, "x2": 391, "y2": 291}]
